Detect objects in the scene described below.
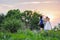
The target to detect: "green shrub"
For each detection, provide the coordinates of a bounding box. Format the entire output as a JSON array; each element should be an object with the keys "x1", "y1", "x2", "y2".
[{"x1": 1, "y1": 18, "x2": 25, "y2": 33}]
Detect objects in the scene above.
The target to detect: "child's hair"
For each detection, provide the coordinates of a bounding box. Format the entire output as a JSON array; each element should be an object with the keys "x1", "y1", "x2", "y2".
[
  {"x1": 40, "y1": 16, "x2": 43, "y2": 19},
  {"x1": 46, "y1": 16, "x2": 50, "y2": 21}
]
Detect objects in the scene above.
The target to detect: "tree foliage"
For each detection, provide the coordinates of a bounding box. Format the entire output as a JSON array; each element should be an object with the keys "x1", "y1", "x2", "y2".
[
  {"x1": 1, "y1": 9, "x2": 25, "y2": 33},
  {"x1": 30, "y1": 12, "x2": 40, "y2": 30},
  {"x1": 0, "y1": 9, "x2": 41, "y2": 33}
]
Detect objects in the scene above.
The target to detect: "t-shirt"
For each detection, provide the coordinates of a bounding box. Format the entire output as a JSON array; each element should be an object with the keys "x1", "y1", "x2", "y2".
[{"x1": 39, "y1": 19, "x2": 43, "y2": 25}]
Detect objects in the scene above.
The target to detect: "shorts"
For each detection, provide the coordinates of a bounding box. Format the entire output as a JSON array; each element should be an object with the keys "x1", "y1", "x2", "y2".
[{"x1": 40, "y1": 24, "x2": 44, "y2": 28}]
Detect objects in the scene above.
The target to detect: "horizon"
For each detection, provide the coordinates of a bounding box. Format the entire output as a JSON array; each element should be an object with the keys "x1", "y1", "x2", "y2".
[{"x1": 0, "y1": 0, "x2": 60, "y2": 28}]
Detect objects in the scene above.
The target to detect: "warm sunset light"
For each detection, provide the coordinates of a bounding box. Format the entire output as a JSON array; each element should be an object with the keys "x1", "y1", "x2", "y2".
[
  {"x1": 0, "y1": 0, "x2": 60, "y2": 27},
  {"x1": 40, "y1": 11, "x2": 54, "y2": 21},
  {"x1": 45, "y1": 13, "x2": 54, "y2": 21},
  {"x1": 0, "y1": 0, "x2": 60, "y2": 40},
  {"x1": 47, "y1": 15, "x2": 54, "y2": 21}
]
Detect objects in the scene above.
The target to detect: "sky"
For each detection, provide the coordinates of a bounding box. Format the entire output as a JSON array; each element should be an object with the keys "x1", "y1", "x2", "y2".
[{"x1": 0, "y1": 0, "x2": 60, "y2": 28}]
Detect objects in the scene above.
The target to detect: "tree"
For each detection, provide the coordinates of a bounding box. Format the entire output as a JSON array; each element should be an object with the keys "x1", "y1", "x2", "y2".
[
  {"x1": 21, "y1": 10, "x2": 32, "y2": 28},
  {"x1": 0, "y1": 9, "x2": 42, "y2": 32},
  {"x1": 30, "y1": 11, "x2": 41, "y2": 30},
  {"x1": 53, "y1": 23, "x2": 60, "y2": 31},
  {"x1": 22, "y1": 11, "x2": 41, "y2": 30},
  {"x1": 58, "y1": 23, "x2": 60, "y2": 30},
  {"x1": 0, "y1": 14, "x2": 5, "y2": 31},
  {"x1": 0, "y1": 14, "x2": 5, "y2": 23},
  {"x1": 1, "y1": 9, "x2": 25, "y2": 33},
  {"x1": 5, "y1": 9, "x2": 21, "y2": 19},
  {"x1": 1, "y1": 18, "x2": 24, "y2": 33}
]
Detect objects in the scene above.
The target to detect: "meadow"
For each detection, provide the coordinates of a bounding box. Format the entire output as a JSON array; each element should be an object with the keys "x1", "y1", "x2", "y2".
[{"x1": 0, "y1": 29, "x2": 60, "y2": 40}]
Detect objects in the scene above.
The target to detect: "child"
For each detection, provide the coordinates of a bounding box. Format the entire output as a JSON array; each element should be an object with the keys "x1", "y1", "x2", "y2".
[
  {"x1": 39, "y1": 16, "x2": 44, "y2": 31},
  {"x1": 44, "y1": 17, "x2": 52, "y2": 30}
]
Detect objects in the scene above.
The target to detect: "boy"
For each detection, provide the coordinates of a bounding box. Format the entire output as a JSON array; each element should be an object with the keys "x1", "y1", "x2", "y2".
[{"x1": 39, "y1": 16, "x2": 44, "y2": 31}]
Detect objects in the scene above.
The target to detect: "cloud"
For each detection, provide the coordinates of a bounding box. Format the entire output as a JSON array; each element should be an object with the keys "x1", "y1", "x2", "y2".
[
  {"x1": 14, "y1": 1, "x2": 59, "y2": 5},
  {"x1": 0, "y1": 4, "x2": 15, "y2": 13},
  {"x1": 0, "y1": 0, "x2": 59, "y2": 5},
  {"x1": 19, "y1": 2, "x2": 40, "y2": 4},
  {"x1": 0, "y1": 4, "x2": 13, "y2": 8},
  {"x1": 0, "y1": 0, "x2": 59, "y2": 13}
]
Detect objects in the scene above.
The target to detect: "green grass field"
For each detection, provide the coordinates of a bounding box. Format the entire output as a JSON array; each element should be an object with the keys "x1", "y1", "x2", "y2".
[{"x1": 0, "y1": 29, "x2": 60, "y2": 40}]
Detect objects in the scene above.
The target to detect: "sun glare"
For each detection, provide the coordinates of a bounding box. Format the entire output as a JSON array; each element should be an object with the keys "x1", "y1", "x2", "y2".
[
  {"x1": 46, "y1": 14, "x2": 54, "y2": 21},
  {"x1": 41, "y1": 11, "x2": 54, "y2": 21}
]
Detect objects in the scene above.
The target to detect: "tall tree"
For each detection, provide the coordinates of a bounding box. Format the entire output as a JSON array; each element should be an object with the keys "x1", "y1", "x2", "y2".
[
  {"x1": 0, "y1": 14, "x2": 5, "y2": 23},
  {"x1": 30, "y1": 11, "x2": 41, "y2": 30},
  {"x1": 5, "y1": 9, "x2": 21, "y2": 19},
  {"x1": 21, "y1": 10, "x2": 32, "y2": 28},
  {"x1": 1, "y1": 9, "x2": 25, "y2": 33}
]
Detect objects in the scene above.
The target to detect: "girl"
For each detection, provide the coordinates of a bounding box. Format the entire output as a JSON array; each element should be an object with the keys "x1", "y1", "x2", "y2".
[{"x1": 44, "y1": 17, "x2": 52, "y2": 30}]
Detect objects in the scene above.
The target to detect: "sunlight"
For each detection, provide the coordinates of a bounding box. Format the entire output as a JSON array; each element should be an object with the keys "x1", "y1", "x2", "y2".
[
  {"x1": 46, "y1": 14, "x2": 54, "y2": 21},
  {"x1": 41, "y1": 11, "x2": 54, "y2": 21}
]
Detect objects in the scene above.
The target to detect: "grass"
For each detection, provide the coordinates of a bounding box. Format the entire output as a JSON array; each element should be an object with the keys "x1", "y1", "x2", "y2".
[{"x1": 0, "y1": 29, "x2": 60, "y2": 40}]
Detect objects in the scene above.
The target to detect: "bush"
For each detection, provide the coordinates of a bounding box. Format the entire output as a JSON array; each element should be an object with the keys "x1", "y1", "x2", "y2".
[
  {"x1": 0, "y1": 9, "x2": 25, "y2": 33},
  {"x1": 1, "y1": 18, "x2": 25, "y2": 33}
]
